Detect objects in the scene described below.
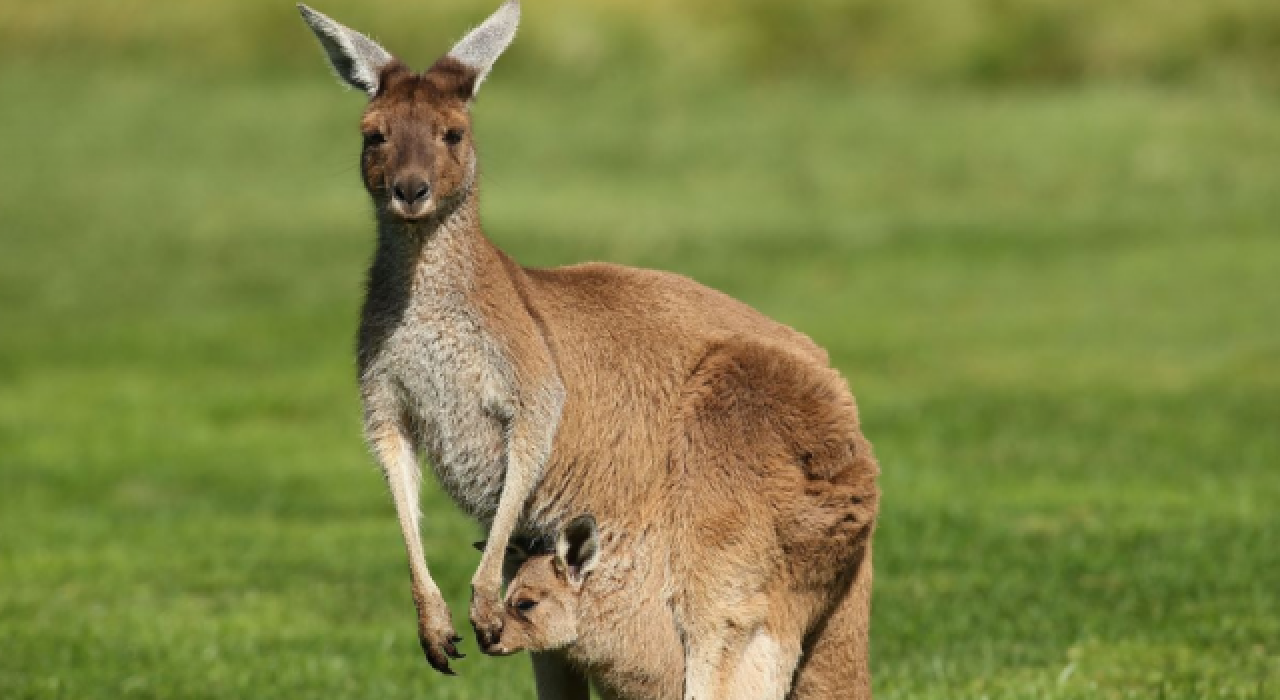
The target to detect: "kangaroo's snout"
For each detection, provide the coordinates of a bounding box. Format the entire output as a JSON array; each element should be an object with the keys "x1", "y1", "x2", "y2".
[{"x1": 391, "y1": 173, "x2": 431, "y2": 216}]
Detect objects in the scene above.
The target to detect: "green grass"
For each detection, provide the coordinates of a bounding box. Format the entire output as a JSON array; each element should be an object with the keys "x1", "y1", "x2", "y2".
[{"x1": 2, "y1": 57, "x2": 1279, "y2": 699}]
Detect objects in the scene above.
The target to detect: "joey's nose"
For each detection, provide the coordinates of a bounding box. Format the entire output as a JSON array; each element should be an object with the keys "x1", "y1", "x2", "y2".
[{"x1": 392, "y1": 176, "x2": 430, "y2": 206}]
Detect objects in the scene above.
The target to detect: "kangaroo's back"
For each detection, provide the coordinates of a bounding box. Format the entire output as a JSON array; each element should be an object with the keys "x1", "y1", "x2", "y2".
[{"x1": 515, "y1": 261, "x2": 834, "y2": 527}]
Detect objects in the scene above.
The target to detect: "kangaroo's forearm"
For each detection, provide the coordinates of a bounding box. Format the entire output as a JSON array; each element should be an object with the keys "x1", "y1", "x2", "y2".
[
  {"x1": 473, "y1": 455, "x2": 534, "y2": 592},
  {"x1": 473, "y1": 383, "x2": 565, "y2": 592},
  {"x1": 366, "y1": 416, "x2": 440, "y2": 604}
]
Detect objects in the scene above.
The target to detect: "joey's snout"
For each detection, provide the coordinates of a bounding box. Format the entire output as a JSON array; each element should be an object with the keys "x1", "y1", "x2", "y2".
[
  {"x1": 483, "y1": 631, "x2": 522, "y2": 656},
  {"x1": 477, "y1": 606, "x2": 525, "y2": 656}
]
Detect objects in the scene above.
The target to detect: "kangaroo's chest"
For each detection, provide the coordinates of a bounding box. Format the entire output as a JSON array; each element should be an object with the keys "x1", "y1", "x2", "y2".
[{"x1": 378, "y1": 302, "x2": 515, "y2": 523}]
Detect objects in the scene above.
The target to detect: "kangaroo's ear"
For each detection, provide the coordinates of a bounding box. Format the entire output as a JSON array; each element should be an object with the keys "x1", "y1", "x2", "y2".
[
  {"x1": 298, "y1": 4, "x2": 395, "y2": 97},
  {"x1": 445, "y1": 0, "x2": 520, "y2": 98},
  {"x1": 474, "y1": 538, "x2": 533, "y2": 564},
  {"x1": 555, "y1": 515, "x2": 600, "y2": 587}
]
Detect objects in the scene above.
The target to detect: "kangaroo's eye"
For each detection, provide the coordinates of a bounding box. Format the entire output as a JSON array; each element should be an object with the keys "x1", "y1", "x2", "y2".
[
  {"x1": 363, "y1": 131, "x2": 386, "y2": 148},
  {"x1": 514, "y1": 599, "x2": 538, "y2": 613},
  {"x1": 443, "y1": 128, "x2": 465, "y2": 145}
]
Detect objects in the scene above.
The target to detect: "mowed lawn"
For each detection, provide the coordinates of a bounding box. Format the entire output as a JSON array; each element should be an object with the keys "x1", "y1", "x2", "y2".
[{"x1": 1, "y1": 64, "x2": 1278, "y2": 699}]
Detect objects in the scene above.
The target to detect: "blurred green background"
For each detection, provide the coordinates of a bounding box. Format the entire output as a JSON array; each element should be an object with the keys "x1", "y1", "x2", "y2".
[{"x1": 1, "y1": 1, "x2": 1277, "y2": 698}]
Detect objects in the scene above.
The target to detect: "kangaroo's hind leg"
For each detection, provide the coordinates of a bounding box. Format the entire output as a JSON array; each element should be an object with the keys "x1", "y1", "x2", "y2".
[
  {"x1": 678, "y1": 595, "x2": 798, "y2": 700},
  {"x1": 788, "y1": 542, "x2": 874, "y2": 700},
  {"x1": 728, "y1": 624, "x2": 804, "y2": 700},
  {"x1": 678, "y1": 618, "x2": 744, "y2": 700},
  {"x1": 677, "y1": 592, "x2": 805, "y2": 700},
  {"x1": 670, "y1": 337, "x2": 808, "y2": 700},
  {"x1": 672, "y1": 335, "x2": 876, "y2": 700}
]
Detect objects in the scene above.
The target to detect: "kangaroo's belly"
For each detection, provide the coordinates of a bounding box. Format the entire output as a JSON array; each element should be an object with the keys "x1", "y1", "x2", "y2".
[{"x1": 383, "y1": 313, "x2": 515, "y2": 525}]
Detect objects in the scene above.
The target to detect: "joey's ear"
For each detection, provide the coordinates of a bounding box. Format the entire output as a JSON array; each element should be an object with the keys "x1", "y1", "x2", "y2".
[
  {"x1": 445, "y1": 0, "x2": 520, "y2": 98},
  {"x1": 506, "y1": 540, "x2": 531, "y2": 561},
  {"x1": 473, "y1": 539, "x2": 531, "y2": 561},
  {"x1": 555, "y1": 515, "x2": 600, "y2": 586},
  {"x1": 298, "y1": 4, "x2": 395, "y2": 96}
]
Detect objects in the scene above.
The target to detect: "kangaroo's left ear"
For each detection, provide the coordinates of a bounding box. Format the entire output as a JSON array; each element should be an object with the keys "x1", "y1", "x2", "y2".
[
  {"x1": 445, "y1": 0, "x2": 520, "y2": 98},
  {"x1": 554, "y1": 515, "x2": 600, "y2": 587}
]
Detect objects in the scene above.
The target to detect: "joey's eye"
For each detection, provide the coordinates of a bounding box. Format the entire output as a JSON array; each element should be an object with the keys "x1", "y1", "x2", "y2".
[
  {"x1": 514, "y1": 599, "x2": 538, "y2": 613},
  {"x1": 443, "y1": 128, "x2": 465, "y2": 145},
  {"x1": 363, "y1": 131, "x2": 386, "y2": 148}
]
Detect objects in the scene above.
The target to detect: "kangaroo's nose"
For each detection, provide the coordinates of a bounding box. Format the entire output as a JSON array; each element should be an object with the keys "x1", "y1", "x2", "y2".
[{"x1": 392, "y1": 175, "x2": 430, "y2": 206}]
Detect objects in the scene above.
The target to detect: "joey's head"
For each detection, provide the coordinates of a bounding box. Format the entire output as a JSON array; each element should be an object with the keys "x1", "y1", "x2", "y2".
[
  {"x1": 298, "y1": 1, "x2": 519, "y2": 223},
  {"x1": 488, "y1": 515, "x2": 601, "y2": 656}
]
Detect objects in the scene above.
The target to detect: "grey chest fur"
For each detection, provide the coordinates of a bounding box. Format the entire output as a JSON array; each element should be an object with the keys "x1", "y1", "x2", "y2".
[{"x1": 371, "y1": 296, "x2": 516, "y2": 525}]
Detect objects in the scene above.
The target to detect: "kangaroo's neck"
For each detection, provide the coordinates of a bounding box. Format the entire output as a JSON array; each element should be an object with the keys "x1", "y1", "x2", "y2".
[
  {"x1": 372, "y1": 195, "x2": 500, "y2": 290},
  {"x1": 373, "y1": 194, "x2": 483, "y2": 278}
]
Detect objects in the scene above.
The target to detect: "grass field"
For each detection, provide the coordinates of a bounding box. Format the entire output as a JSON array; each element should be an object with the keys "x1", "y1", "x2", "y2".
[{"x1": 2, "y1": 3, "x2": 1280, "y2": 698}]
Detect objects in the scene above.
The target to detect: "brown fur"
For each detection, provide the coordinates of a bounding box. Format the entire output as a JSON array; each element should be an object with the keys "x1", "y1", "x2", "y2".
[{"x1": 302, "y1": 3, "x2": 880, "y2": 696}]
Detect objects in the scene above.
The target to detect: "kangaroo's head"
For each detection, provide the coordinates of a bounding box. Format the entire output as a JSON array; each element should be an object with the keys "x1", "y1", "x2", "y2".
[
  {"x1": 299, "y1": 1, "x2": 519, "y2": 223},
  {"x1": 488, "y1": 515, "x2": 600, "y2": 656}
]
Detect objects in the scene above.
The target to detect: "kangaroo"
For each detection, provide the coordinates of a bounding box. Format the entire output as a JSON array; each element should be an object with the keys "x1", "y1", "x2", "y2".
[
  {"x1": 497, "y1": 515, "x2": 873, "y2": 700},
  {"x1": 297, "y1": 2, "x2": 880, "y2": 698}
]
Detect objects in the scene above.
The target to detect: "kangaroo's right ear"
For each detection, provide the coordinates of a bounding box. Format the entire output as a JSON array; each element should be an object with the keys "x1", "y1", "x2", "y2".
[
  {"x1": 297, "y1": 4, "x2": 395, "y2": 97},
  {"x1": 555, "y1": 515, "x2": 600, "y2": 587}
]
